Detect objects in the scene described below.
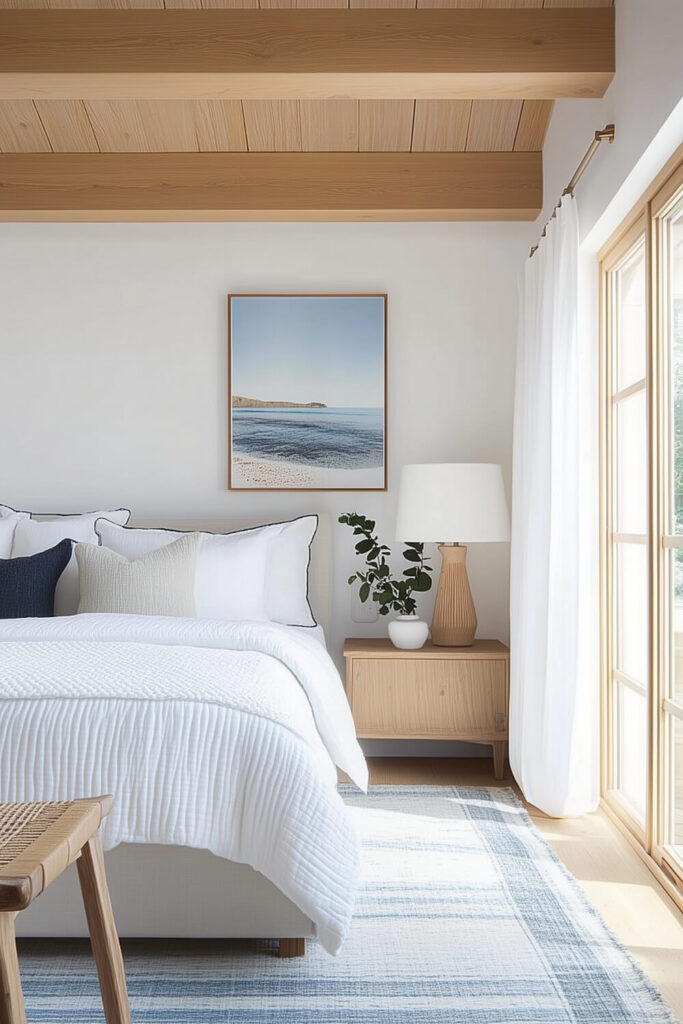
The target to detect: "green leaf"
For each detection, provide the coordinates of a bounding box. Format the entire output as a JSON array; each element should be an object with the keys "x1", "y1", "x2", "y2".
[
  {"x1": 347, "y1": 575, "x2": 356, "y2": 585},
  {"x1": 402, "y1": 549, "x2": 421, "y2": 562},
  {"x1": 359, "y1": 582, "x2": 370, "y2": 602},
  {"x1": 355, "y1": 538, "x2": 373, "y2": 554},
  {"x1": 413, "y1": 571, "x2": 433, "y2": 592}
]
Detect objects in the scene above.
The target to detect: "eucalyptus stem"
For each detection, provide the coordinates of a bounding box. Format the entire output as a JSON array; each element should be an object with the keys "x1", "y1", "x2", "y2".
[{"x1": 339, "y1": 512, "x2": 433, "y2": 617}]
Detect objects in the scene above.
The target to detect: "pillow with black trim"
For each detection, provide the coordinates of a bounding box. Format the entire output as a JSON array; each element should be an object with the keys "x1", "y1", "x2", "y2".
[
  {"x1": 0, "y1": 539, "x2": 73, "y2": 619},
  {"x1": 96, "y1": 515, "x2": 318, "y2": 626},
  {"x1": 0, "y1": 504, "x2": 131, "y2": 616}
]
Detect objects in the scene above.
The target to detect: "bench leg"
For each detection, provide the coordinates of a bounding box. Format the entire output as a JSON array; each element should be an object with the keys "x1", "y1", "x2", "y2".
[
  {"x1": 76, "y1": 836, "x2": 131, "y2": 1024},
  {"x1": 278, "y1": 938, "x2": 306, "y2": 958},
  {"x1": 0, "y1": 914, "x2": 26, "y2": 1024},
  {"x1": 492, "y1": 741, "x2": 507, "y2": 781}
]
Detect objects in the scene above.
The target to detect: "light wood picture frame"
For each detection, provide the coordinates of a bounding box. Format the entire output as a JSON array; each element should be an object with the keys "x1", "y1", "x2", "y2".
[{"x1": 228, "y1": 293, "x2": 388, "y2": 491}]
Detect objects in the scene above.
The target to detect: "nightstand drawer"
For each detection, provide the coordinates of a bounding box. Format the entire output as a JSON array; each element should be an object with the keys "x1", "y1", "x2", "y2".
[{"x1": 348, "y1": 658, "x2": 508, "y2": 740}]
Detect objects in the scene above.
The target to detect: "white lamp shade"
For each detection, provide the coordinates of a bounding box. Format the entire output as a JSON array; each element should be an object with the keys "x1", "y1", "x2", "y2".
[{"x1": 395, "y1": 463, "x2": 510, "y2": 543}]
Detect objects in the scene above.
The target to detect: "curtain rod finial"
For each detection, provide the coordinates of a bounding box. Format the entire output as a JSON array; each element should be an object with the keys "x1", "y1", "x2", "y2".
[{"x1": 596, "y1": 124, "x2": 616, "y2": 144}]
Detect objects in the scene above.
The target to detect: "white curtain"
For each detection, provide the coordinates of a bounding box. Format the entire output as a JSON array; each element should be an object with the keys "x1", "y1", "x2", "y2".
[{"x1": 510, "y1": 195, "x2": 599, "y2": 817}]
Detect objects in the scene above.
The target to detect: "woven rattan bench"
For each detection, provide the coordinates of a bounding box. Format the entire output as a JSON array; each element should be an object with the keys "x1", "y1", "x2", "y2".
[{"x1": 0, "y1": 796, "x2": 130, "y2": 1024}]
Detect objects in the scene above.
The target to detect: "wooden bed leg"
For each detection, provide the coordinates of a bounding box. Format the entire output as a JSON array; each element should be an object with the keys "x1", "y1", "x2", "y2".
[
  {"x1": 278, "y1": 938, "x2": 306, "y2": 958},
  {"x1": 492, "y1": 741, "x2": 507, "y2": 781}
]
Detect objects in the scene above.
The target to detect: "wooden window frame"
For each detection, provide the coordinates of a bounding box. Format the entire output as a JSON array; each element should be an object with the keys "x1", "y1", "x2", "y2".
[
  {"x1": 599, "y1": 145, "x2": 683, "y2": 913},
  {"x1": 600, "y1": 213, "x2": 649, "y2": 846}
]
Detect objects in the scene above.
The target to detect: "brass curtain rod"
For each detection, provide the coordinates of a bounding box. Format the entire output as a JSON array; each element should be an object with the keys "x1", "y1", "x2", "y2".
[{"x1": 529, "y1": 123, "x2": 615, "y2": 259}]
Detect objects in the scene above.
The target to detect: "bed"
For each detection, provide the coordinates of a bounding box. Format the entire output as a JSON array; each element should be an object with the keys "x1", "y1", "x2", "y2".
[{"x1": 0, "y1": 514, "x2": 366, "y2": 956}]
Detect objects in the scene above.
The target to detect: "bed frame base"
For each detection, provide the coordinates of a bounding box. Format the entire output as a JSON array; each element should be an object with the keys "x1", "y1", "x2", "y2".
[{"x1": 15, "y1": 844, "x2": 315, "y2": 956}]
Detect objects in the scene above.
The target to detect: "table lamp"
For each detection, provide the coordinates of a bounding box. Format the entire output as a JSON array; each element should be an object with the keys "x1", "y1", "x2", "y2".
[{"x1": 395, "y1": 463, "x2": 510, "y2": 646}]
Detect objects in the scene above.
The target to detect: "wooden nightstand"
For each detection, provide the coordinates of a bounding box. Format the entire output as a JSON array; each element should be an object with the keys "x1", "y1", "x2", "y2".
[{"x1": 343, "y1": 638, "x2": 510, "y2": 779}]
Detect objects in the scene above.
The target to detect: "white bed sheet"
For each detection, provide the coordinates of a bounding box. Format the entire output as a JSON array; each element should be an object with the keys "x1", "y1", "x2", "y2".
[{"x1": 0, "y1": 613, "x2": 367, "y2": 954}]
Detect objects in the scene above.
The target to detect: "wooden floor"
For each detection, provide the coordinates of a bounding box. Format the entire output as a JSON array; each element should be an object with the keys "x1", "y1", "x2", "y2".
[{"x1": 368, "y1": 757, "x2": 683, "y2": 1020}]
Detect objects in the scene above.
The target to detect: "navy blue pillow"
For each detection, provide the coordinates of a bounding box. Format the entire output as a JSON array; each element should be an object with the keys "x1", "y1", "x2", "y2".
[{"x1": 0, "y1": 539, "x2": 73, "y2": 619}]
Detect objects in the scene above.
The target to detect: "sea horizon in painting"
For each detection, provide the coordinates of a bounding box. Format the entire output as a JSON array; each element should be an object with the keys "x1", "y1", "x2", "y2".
[{"x1": 229, "y1": 295, "x2": 386, "y2": 489}]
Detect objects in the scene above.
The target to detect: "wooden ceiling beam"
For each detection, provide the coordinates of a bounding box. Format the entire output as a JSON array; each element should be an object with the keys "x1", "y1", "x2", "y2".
[
  {"x1": 0, "y1": 8, "x2": 614, "y2": 101},
  {"x1": 0, "y1": 151, "x2": 542, "y2": 221}
]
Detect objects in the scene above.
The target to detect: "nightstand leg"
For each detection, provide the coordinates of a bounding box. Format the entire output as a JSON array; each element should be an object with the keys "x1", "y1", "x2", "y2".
[{"x1": 492, "y1": 742, "x2": 506, "y2": 780}]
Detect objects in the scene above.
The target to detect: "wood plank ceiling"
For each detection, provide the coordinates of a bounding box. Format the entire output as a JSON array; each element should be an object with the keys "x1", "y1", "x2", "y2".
[
  {"x1": 0, "y1": 0, "x2": 614, "y2": 219},
  {"x1": 0, "y1": 0, "x2": 612, "y2": 156}
]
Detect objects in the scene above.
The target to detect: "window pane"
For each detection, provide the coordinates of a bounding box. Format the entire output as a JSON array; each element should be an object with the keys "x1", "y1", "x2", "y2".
[
  {"x1": 663, "y1": 190, "x2": 683, "y2": 868},
  {"x1": 614, "y1": 680, "x2": 647, "y2": 822},
  {"x1": 669, "y1": 550, "x2": 683, "y2": 700},
  {"x1": 614, "y1": 243, "x2": 647, "y2": 392},
  {"x1": 671, "y1": 211, "x2": 683, "y2": 530},
  {"x1": 614, "y1": 542, "x2": 648, "y2": 684},
  {"x1": 615, "y1": 389, "x2": 648, "y2": 534}
]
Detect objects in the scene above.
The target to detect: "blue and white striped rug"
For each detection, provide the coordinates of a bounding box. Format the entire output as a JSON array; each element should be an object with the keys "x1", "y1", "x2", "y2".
[{"x1": 17, "y1": 786, "x2": 680, "y2": 1023}]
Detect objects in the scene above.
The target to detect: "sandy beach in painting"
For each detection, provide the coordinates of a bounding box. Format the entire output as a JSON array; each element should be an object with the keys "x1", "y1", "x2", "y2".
[
  {"x1": 230, "y1": 404, "x2": 385, "y2": 488},
  {"x1": 232, "y1": 454, "x2": 384, "y2": 489}
]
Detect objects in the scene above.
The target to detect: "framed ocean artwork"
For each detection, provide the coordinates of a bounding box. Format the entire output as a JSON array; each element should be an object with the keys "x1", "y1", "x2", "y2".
[{"x1": 228, "y1": 294, "x2": 387, "y2": 491}]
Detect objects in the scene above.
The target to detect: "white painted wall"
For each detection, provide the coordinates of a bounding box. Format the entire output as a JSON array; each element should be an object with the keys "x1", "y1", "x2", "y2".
[
  {"x1": 531, "y1": 0, "x2": 683, "y2": 251},
  {"x1": 0, "y1": 222, "x2": 524, "y2": 716}
]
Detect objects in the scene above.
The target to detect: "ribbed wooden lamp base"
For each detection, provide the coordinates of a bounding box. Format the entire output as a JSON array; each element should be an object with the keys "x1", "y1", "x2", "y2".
[{"x1": 431, "y1": 544, "x2": 477, "y2": 647}]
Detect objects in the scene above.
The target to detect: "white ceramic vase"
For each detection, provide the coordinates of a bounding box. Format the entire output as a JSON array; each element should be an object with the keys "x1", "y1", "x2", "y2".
[{"x1": 388, "y1": 614, "x2": 429, "y2": 650}]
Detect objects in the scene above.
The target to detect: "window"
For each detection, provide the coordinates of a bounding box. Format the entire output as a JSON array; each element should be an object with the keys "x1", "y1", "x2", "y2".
[
  {"x1": 602, "y1": 223, "x2": 649, "y2": 834},
  {"x1": 659, "y1": 181, "x2": 683, "y2": 873},
  {"x1": 601, "y1": 153, "x2": 683, "y2": 899}
]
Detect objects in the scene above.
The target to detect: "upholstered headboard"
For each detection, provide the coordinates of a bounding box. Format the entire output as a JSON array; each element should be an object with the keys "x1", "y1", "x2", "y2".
[{"x1": 130, "y1": 513, "x2": 332, "y2": 636}]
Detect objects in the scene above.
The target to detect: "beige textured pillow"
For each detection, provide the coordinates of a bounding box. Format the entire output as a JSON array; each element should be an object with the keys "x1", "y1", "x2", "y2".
[{"x1": 76, "y1": 533, "x2": 200, "y2": 617}]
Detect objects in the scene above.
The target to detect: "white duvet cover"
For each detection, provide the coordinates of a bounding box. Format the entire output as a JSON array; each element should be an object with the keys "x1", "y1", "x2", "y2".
[{"x1": 0, "y1": 614, "x2": 368, "y2": 954}]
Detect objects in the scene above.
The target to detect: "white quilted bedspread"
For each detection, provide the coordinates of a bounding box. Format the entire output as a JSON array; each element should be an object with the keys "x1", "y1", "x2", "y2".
[{"x1": 0, "y1": 614, "x2": 368, "y2": 954}]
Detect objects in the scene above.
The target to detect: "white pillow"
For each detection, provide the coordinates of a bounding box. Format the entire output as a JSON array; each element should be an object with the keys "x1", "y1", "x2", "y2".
[
  {"x1": 96, "y1": 520, "x2": 270, "y2": 622},
  {"x1": 0, "y1": 513, "x2": 25, "y2": 558},
  {"x1": 95, "y1": 515, "x2": 317, "y2": 626},
  {"x1": 1, "y1": 505, "x2": 131, "y2": 616},
  {"x1": 258, "y1": 516, "x2": 318, "y2": 627},
  {"x1": 76, "y1": 534, "x2": 200, "y2": 617}
]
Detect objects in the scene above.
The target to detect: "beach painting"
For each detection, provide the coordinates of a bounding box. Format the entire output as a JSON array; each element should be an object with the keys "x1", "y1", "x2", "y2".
[{"x1": 228, "y1": 294, "x2": 387, "y2": 490}]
